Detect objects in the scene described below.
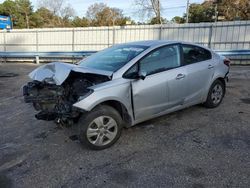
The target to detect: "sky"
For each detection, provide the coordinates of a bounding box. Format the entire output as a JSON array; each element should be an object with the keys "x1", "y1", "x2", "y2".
[
  {"x1": 66, "y1": 0, "x2": 204, "y2": 20},
  {"x1": 0, "y1": 0, "x2": 205, "y2": 21}
]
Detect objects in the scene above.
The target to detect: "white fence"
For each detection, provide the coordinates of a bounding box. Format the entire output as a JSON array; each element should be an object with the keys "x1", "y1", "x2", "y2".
[{"x1": 0, "y1": 21, "x2": 249, "y2": 52}]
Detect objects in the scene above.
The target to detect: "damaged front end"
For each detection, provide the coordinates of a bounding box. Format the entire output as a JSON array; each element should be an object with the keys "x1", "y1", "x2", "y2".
[
  {"x1": 23, "y1": 80, "x2": 81, "y2": 122},
  {"x1": 23, "y1": 62, "x2": 112, "y2": 123}
]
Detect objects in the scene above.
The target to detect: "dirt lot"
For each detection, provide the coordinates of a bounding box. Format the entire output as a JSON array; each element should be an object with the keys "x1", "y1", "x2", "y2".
[{"x1": 0, "y1": 63, "x2": 250, "y2": 188}]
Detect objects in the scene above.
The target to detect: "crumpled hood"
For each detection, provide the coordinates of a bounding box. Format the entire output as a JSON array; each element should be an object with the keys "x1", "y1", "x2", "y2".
[{"x1": 29, "y1": 62, "x2": 113, "y2": 85}]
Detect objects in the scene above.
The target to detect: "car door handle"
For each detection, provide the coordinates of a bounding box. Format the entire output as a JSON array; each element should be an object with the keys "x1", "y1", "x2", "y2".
[
  {"x1": 176, "y1": 74, "x2": 185, "y2": 80},
  {"x1": 208, "y1": 64, "x2": 214, "y2": 69}
]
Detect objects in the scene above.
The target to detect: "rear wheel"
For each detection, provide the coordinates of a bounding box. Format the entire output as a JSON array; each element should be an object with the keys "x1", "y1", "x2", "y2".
[
  {"x1": 204, "y1": 79, "x2": 225, "y2": 108},
  {"x1": 78, "y1": 105, "x2": 123, "y2": 150}
]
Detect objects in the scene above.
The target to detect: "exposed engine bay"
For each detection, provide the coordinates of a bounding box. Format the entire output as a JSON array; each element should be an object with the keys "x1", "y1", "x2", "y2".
[{"x1": 23, "y1": 71, "x2": 110, "y2": 124}]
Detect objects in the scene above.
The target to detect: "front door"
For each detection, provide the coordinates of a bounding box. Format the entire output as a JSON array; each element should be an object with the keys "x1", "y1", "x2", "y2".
[{"x1": 131, "y1": 44, "x2": 187, "y2": 121}]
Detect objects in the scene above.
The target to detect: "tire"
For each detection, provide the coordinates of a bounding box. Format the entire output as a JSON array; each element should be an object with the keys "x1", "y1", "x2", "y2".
[
  {"x1": 204, "y1": 79, "x2": 225, "y2": 108},
  {"x1": 78, "y1": 105, "x2": 123, "y2": 150}
]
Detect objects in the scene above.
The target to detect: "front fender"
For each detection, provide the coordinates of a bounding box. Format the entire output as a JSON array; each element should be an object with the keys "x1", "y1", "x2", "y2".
[{"x1": 73, "y1": 81, "x2": 133, "y2": 118}]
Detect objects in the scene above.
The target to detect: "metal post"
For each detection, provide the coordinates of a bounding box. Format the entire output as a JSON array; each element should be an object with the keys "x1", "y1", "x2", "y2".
[
  {"x1": 113, "y1": 26, "x2": 115, "y2": 45},
  {"x1": 108, "y1": 27, "x2": 110, "y2": 47},
  {"x1": 3, "y1": 30, "x2": 6, "y2": 52},
  {"x1": 72, "y1": 28, "x2": 75, "y2": 51},
  {"x1": 3, "y1": 30, "x2": 7, "y2": 63},
  {"x1": 159, "y1": 25, "x2": 162, "y2": 40},
  {"x1": 109, "y1": 8, "x2": 116, "y2": 45},
  {"x1": 36, "y1": 30, "x2": 39, "y2": 52},
  {"x1": 208, "y1": 24, "x2": 213, "y2": 48},
  {"x1": 35, "y1": 55, "x2": 40, "y2": 64}
]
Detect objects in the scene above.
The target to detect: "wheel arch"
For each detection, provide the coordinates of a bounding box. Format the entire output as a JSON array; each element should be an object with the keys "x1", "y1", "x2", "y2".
[
  {"x1": 217, "y1": 77, "x2": 226, "y2": 89},
  {"x1": 91, "y1": 100, "x2": 133, "y2": 127},
  {"x1": 211, "y1": 76, "x2": 226, "y2": 92},
  {"x1": 203, "y1": 76, "x2": 226, "y2": 102}
]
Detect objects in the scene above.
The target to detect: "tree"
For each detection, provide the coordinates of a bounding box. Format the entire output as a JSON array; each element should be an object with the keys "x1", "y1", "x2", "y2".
[
  {"x1": 171, "y1": 16, "x2": 186, "y2": 24},
  {"x1": 149, "y1": 16, "x2": 166, "y2": 24},
  {"x1": 29, "y1": 11, "x2": 43, "y2": 28},
  {"x1": 188, "y1": 2, "x2": 215, "y2": 23},
  {"x1": 60, "y1": 5, "x2": 75, "y2": 27},
  {"x1": 38, "y1": 0, "x2": 64, "y2": 16},
  {"x1": 32, "y1": 7, "x2": 61, "y2": 28},
  {"x1": 118, "y1": 17, "x2": 135, "y2": 26},
  {"x1": 134, "y1": 0, "x2": 162, "y2": 24},
  {"x1": 0, "y1": 0, "x2": 17, "y2": 18},
  {"x1": 86, "y1": 3, "x2": 106, "y2": 21},
  {"x1": 38, "y1": 0, "x2": 75, "y2": 26},
  {"x1": 218, "y1": 0, "x2": 250, "y2": 21},
  {"x1": 72, "y1": 16, "x2": 89, "y2": 27},
  {"x1": 16, "y1": 0, "x2": 33, "y2": 28},
  {"x1": 0, "y1": 0, "x2": 33, "y2": 28},
  {"x1": 86, "y1": 3, "x2": 132, "y2": 26},
  {"x1": 0, "y1": 0, "x2": 77, "y2": 28},
  {"x1": 183, "y1": 0, "x2": 249, "y2": 23},
  {"x1": 61, "y1": 4, "x2": 75, "y2": 20}
]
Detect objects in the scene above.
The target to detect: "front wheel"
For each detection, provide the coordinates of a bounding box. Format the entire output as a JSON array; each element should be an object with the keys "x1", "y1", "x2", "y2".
[
  {"x1": 204, "y1": 79, "x2": 225, "y2": 108},
  {"x1": 78, "y1": 105, "x2": 123, "y2": 150}
]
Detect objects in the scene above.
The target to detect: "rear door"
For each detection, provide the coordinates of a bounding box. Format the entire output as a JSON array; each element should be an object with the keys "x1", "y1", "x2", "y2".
[{"x1": 181, "y1": 44, "x2": 215, "y2": 104}]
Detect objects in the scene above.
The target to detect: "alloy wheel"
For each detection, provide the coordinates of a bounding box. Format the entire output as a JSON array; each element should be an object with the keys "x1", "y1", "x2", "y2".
[
  {"x1": 211, "y1": 84, "x2": 223, "y2": 105},
  {"x1": 86, "y1": 116, "x2": 118, "y2": 146}
]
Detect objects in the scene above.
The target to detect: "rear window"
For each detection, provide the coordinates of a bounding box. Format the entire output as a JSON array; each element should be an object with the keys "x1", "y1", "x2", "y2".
[{"x1": 182, "y1": 45, "x2": 212, "y2": 65}]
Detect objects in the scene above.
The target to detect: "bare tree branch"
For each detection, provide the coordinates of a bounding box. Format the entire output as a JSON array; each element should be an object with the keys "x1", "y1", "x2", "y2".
[{"x1": 134, "y1": 0, "x2": 162, "y2": 23}]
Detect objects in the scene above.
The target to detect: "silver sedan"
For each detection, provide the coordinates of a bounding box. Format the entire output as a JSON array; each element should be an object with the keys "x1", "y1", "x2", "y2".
[{"x1": 23, "y1": 40, "x2": 230, "y2": 150}]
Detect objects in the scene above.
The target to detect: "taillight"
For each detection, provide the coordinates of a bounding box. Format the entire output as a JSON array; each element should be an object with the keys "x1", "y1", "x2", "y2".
[{"x1": 224, "y1": 59, "x2": 230, "y2": 67}]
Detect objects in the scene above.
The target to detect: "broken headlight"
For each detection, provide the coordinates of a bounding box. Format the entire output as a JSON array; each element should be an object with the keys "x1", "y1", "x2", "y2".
[
  {"x1": 77, "y1": 89, "x2": 94, "y2": 101},
  {"x1": 44, "y1": 77, "x2": 56, "y2": 85}
]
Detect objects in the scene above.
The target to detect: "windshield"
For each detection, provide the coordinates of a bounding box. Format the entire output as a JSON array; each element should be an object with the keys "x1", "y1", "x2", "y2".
[{"x1": 79, "y1": 45, "x2": 148, "y2": 72}]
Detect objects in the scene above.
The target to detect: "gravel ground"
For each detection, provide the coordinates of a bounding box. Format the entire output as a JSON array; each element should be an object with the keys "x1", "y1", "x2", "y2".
[{"x1": 0, "y1": 63, "x2": 250, "y2": 188}]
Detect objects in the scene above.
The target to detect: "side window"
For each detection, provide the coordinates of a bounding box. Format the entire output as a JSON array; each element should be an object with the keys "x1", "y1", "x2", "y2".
[
  {"x1": 140, "y1": 45, "x2": 180, "y2": 76},
  {"x1": 182, "y1": 45, "x2": 212, "y2": 65}
]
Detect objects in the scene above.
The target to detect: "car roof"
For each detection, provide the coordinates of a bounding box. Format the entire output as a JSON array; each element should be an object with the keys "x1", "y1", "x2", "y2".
[
  {"x1": 117, "y1": 40, "x2": 179, "y2": 47},
  {"x1": 116, "y1": 40, "x2": 213, "y2": 52}
]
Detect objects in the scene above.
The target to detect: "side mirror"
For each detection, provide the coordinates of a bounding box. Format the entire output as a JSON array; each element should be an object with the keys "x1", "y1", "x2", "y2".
[
  {"x1": 138, "y1": 71, "x2": 147, "y2": 80},
  {"x1": 123, "y1": 70, "x2": 146, "y2": 80}
]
